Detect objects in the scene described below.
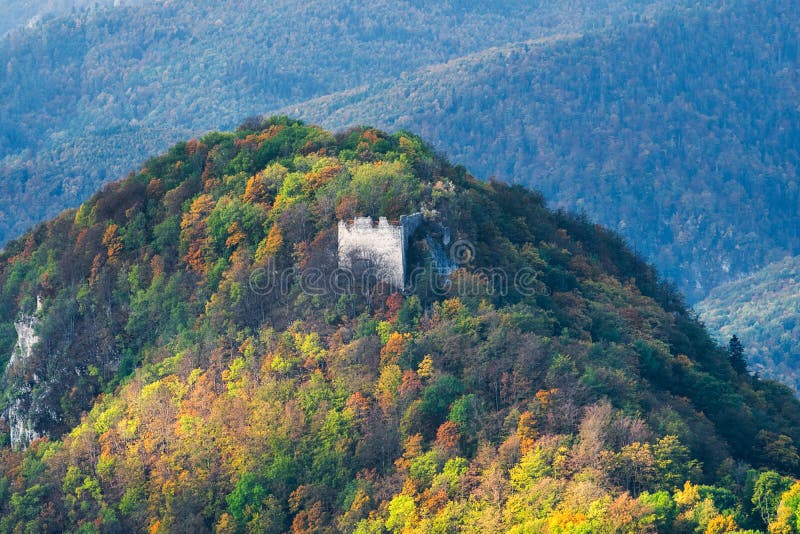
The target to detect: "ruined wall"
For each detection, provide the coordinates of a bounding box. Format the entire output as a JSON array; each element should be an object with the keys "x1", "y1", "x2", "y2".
[
  {"x1": 338, "y1": 216, "x2": 407, "y2": 288},
  {"x1": 337, "y1": 212, "x2": 447, "y2": 289}
]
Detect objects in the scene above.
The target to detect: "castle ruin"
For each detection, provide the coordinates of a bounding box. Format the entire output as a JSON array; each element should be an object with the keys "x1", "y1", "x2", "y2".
[{"x1": 338, "y1": 213, "x2": 422, "y2": 289}]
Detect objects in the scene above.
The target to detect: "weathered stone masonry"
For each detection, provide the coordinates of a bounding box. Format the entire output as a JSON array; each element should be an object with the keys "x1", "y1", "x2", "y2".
[{"x1": 338, "y1": 213, "x2": 422, "y2": 289}]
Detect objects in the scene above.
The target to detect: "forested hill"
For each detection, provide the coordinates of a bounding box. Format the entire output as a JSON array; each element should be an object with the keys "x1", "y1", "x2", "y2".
[
  {"x1": 0, "y1": 0, "x2": 671, "y2": 248},
  {"x1": 3, "y1": 120, "x2": 800, "y2": 531},
  {"x1": 286, "y1": 0, "x2": 800, "y2": 303},
  {"x1": 697, "y1": 255, "x2": 800, "y2": 391}
]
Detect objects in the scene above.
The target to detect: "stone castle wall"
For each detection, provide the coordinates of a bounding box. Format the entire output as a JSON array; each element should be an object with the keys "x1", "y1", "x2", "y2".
[{"x1": 338, "y1": 214, "x2": 422, "y2": 288}]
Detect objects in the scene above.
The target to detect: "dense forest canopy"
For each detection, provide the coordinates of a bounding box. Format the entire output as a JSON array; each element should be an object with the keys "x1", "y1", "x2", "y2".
[
  {"x1": 2, "y1": 119, "x2": 800, "y2": 532},
  {"x1": 286, "y1": 0, "x2": 800, "y2": 304}
]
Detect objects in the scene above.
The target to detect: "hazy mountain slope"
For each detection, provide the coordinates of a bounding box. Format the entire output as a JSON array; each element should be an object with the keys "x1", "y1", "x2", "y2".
[
  {"x1": 697, "y1": 255, "x2": 800, "y2": 390},
  {"x1": 285, "y1": 0, "x2": 800, "y2": 302},
  {"x1": 0, "y1": 0, "x2": 146, "y2": 37},
  {"x1": 1, "y1": 119, "x2": 800, "y2": 532},
  {"x1": 0, "y1": 0, "x2": 676, "y2": 247}
]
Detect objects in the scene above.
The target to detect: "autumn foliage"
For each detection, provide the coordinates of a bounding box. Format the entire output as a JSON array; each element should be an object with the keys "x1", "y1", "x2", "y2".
[{"x1": 0, "y1": 119, "x2": 799, "y2": 532}]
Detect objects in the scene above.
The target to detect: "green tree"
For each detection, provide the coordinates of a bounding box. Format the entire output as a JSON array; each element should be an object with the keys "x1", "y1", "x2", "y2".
[
  {"x1": 728, "y1": 335, "x2": 748, "y2": 375},
  {"x1": 227, "y1": 473, "x2": 274, "y2": 527},
  {"x1": 653, "y1": 435, "x2": 702, "y2": 491},
  {"x1": 752, "y1": 471, "x2": 793, "y2": 526}
]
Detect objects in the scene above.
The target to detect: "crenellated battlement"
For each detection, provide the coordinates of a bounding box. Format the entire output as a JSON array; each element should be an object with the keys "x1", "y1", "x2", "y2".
[{"x1": 338, "y1": 213, "x2": 422, "y2": 289}]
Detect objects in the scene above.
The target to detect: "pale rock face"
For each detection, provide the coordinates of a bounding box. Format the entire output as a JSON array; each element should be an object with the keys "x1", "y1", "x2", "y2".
[
  {"x1": 7, "y1": 315, "x2": 38, "y2": 372},
  {"x1": 8, "y1": 396, "x2": 39, "y2": 450},
  {"x1": 4, "y1": 305, "x2": 42, "y2": 450}
]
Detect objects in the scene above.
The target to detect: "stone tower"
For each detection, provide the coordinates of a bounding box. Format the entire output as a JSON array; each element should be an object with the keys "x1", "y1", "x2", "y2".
[{"x1": 338, "y1": 213, "x2": 422, "y2": 289}]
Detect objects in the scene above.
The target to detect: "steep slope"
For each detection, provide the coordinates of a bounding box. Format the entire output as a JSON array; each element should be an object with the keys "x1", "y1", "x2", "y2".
[
  {"x1": 1, "y1": 119, "x2": 800, "y2": 532},
  {"x1": 285, "y1": 0, "x2": 800, "y2": 302},
  {"x1": 0, "y1": 0, "x2": 674, "y2": 246},
  {"x1": 696, "y1": 255, "x2": 800, "y2": 390}
]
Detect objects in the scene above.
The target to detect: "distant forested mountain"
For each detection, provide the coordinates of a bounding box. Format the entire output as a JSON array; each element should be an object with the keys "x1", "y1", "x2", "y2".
[
  {"x1": 697, "y1": 256, "x2": 800, "y2": 390},
  {"x1": 0, "y1": 0, "x2": 144, "y2": 37},
  {"x1": 0, "y1": 0, "x2": 667, "y2": 248},
  {"x1": 286, "y1": 0, "x2": 800, "y2": 303}
]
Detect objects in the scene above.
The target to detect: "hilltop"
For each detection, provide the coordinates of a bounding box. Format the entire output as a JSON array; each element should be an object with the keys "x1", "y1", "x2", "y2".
[
  {"x1": 0, "y1": 0, "x2": 796, "y2": 304},
  {"x1": 2, "y1": 120, "x2": 800, "y2": 531},
  {"x1": 286, "y1": 0, "x2": 800, "y2": 302}
]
